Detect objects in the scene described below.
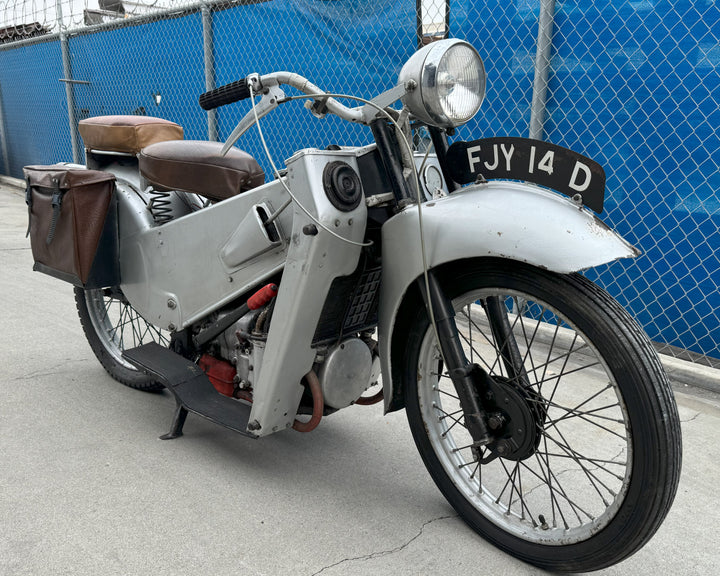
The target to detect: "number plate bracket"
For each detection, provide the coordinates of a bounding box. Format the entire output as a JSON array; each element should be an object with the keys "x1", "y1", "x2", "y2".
[{"x1": 445, "y1": 137, "x2": 606, "y2": 213}]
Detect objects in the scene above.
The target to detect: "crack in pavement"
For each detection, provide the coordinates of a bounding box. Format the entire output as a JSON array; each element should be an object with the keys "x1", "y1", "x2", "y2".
[
  {"x1": 11, "y1": 359, "x2": 92, "y2": 381},
  {"x1": 681, "y1": 411, "x2": 700, "y2": 423},
  {"x1": 309, "y1": 514, "x2": 457, "y2": 576}
]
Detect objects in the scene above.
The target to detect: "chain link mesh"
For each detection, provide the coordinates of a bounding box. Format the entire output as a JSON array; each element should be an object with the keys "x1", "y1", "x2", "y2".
[{"x1": 0, "y1": 0, "x2": 717, "y2": 366}]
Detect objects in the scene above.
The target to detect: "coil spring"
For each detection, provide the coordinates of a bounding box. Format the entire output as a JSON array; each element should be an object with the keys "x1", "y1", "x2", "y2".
[{"x1": 147, "y1": 187, "x2": 173, "y2": 225}]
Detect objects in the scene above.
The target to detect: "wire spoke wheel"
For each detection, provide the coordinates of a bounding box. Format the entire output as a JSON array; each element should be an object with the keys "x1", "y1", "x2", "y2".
[
  {"x1": 75, "y1": 286, "x2": 169, "y2": 391},
  {"x1": 404, "y1": 260, "x2": 681, "y2": 572}
]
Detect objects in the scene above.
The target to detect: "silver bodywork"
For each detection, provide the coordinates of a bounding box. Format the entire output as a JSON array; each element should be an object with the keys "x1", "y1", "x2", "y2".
[
  {"x1": 109, "y1": 147, "x2": 367, "y2": 437},
  {"x1": 104, "y1": 145, "x2": 638, "y2": 433},
  {"x1": 376, "y1": 180, "x2": 639, "y2": 413}
]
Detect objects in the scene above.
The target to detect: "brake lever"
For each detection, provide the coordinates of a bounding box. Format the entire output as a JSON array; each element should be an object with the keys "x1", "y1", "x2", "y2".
[{"x1": 220, "y1": 84, "x2": 286, "y2": 156}]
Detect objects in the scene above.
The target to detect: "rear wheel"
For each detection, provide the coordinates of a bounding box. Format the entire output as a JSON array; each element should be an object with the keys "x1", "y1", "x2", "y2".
[
  {"x1": 75, "y1": 286, "x2": 169, "y2": 391},
  {"x1": 403, "y1": 259, "x2": 681, "y2": 572}
]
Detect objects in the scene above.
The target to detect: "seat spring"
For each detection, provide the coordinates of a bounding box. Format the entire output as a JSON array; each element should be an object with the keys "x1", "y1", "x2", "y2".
[{"x1": 148, "y1": 188, "x2": 174, "y2": 224}]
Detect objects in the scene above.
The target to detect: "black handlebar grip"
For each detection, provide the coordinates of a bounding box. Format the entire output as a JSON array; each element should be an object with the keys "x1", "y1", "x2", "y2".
[{"x1": 198, "y1": 79, "x2": 252, "y2": 110}]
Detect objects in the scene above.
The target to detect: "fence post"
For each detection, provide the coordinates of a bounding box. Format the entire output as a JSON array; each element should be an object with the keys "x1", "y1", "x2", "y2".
[
  {"x1": 529, "y1": 0, "x2": 556, "y2": 141},
  {"x1": 202, "y1": 3, "x2": 218, "y2": 142},
  {"x1": 0, "y1": 81, "x2": 10, "y2": 175},
  {"x1": 56, "y1": 0, "x2": 81, "y2": 164}
]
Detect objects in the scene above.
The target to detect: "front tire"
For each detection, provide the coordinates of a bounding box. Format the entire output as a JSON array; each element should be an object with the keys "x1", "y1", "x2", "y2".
[
  {"x1": 75, "y1": 286, "x2": 169, "y2": 391},
  {"x1": 403, "y1": 259, "x2": 681, "y2": 572}
]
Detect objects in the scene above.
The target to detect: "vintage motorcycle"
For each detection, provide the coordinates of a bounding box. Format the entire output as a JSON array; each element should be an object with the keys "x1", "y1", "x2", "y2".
[{"x1": 25, "y1": 39, "x2": 681, "y2": 572}]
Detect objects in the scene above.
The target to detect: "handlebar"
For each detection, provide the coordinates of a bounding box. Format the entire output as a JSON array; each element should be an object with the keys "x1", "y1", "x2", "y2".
[{"x1": 198, "y1": 72, "x2": 366, "y2": 124}]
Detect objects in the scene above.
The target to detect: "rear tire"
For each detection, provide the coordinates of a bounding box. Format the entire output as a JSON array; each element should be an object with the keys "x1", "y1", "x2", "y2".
[
  {"x1": 403, "y1": 259, "x2": 681, "y2": 572},
  {"x1": 75, "y1": 286, "x2": 169, "y2": 391}
]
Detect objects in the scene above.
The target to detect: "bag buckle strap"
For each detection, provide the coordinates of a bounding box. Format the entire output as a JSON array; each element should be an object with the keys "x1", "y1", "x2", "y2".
[
  {"x1": 24, "y1": 177, "x2": 33, "y2": 238},
  {"x1": 46, "y1": 178, "x2": 63, "y2": 245}
]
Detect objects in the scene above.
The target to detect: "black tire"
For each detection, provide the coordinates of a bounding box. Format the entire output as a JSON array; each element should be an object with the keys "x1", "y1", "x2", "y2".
[
  {"x1": 403, "y1": 259, "x2": 681, "y2": 572},
  {"x1": 75, "y1": 286, "x2": 169, "y2": 391}
]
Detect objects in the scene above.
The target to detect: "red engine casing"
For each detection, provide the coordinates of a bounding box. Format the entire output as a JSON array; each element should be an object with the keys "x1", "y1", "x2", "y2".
[{"x1": 199, "y1": 354, "x2": 235, "y2": 397}]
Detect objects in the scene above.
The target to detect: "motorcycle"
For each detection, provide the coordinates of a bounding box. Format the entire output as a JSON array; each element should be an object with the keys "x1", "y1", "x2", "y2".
[{"x1": 24, "y1": 39, "x2": 681, "y2": 572}]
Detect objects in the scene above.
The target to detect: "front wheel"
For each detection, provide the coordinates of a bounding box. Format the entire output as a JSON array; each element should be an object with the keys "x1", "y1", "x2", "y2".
[{"x1": 403, "y1": 259, "x2": 681, "y2": 572}]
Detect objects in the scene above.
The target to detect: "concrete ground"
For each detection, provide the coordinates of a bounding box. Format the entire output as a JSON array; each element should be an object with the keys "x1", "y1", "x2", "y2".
[{"x1": 1, "y1": 182, "x2": 719, "y2": 575}]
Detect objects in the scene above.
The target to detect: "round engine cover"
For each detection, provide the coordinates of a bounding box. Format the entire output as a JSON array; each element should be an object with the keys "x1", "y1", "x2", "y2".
[{"x1": 318, "y1": 338, "x2": 373, "y2": 409}]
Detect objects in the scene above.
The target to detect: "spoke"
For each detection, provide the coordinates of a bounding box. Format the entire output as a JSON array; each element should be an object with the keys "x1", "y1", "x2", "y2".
[
  {"x1": 558, "y1": 382, "x2": 615, "y2": 411},
  {"x1": 466, "y1": 304, "x2": 474, "y2": 365},
  {"x1": 515, "y1": 301, "x2": 546, "y2": 387},
  {"x1": 534, "y1": 450, "x2": 627, "y2": 470},
  {"x1": 541, "y1": 332, "x2": 581, "y2": 408},
  {"x1": 432, "y1": 403, "x2": 466, "y2": 437},
  {"x1": 494, "y1": 458, "x2": 517, "y2": 507},
  {"x1": 518, "y1": 458, "x2": 577, "y2": 527},
  {"x1": 539, "y1": 434, "x2": 562, "y2": 528},
  {"x1": 515, "y1": 461, "x2": 538, "y2": 526},
  {"x1": 441, "y1": 413, "x2": 465, "y2": 437},
  {"x1": 521, "y1": 341, "x2": 593, "y2": 384},
  {"x1": 435, "y1": 385, "x2": 460, "y2": 402},
  {"x1": 118, "y1": 303, "x2": 128, "y2": 350},
  {"x1": 130, "y1": 309, "x2": 144, "y2": 347},
  {"x1": 524, "y1": 454, "x2": 594, "y2": 524},
  {"x1": 438, "y1": 408, "x2": 463, "y2": 422},
  {"x1": 543, "y1": 432, "x2": 627, "y2": 485},
  {"x1": 543, "y1": 402, "x2": 628, "y2": 441},
  {"x1": 457, "y1": 318, "x2": 497, "y2": 374},
  {"x1": 543, "y1": 428, "x2": 623, "y2": 502},
  {"x1": 503, "y1": 456, "x2": 538, "y2": 525},
  {"x1": 469, "y1": 461, "x2": 480, "y2": 483},
  {"x1": 546, "y1": 401, "x2": 623, "y2": 427},
  {"x1": 537, "y1": 316, "x2": 562, "y2": 389},
  {"x1": 452, "y1": 441, "x2": 480, "y2": 453},
  {"x1": 503, "y1": 460, "x2": 521, "y2": 516}
]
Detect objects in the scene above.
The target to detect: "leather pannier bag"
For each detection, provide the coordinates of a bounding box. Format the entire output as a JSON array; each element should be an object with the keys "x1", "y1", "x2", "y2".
[{"x1": 23, "y1": 164, "x2": 120, "y2": 289}]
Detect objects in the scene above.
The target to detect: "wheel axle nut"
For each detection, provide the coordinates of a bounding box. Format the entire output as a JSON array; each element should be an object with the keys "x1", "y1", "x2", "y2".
[{"x1": 488, "y1": 412, "x2": 506, "y2": 430}]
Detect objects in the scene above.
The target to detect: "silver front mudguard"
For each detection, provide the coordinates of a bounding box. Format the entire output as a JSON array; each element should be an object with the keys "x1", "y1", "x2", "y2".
[{"x1": 377, "y1": 180, "x2": 640, "y2": 413}]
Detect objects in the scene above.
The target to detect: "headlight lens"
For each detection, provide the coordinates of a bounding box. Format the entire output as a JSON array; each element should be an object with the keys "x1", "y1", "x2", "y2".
[{"x1": 399, "y1": 39, "x2": 486, "y2": 128}]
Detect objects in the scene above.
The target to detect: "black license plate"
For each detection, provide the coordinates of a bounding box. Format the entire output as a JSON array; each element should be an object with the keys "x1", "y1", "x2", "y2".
[{"x1": 445, "y1": 137, "x2": 606, "y2": 213}]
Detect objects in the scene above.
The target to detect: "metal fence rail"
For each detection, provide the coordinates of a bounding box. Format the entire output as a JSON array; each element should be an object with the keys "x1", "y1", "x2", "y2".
[{"x1": 0, "y1": 0, "x2": 718, "y2": 366}]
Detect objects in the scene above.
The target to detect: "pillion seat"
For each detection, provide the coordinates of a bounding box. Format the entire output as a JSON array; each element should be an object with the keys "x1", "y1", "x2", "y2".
[{"x1": 78, "y1": 115, "x2": 265, "y2": 202}]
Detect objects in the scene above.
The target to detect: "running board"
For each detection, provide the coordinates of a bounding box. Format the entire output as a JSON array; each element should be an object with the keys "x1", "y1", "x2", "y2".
[{"x1": 123, "y1": 342, "x2": 256, "y2": 440}]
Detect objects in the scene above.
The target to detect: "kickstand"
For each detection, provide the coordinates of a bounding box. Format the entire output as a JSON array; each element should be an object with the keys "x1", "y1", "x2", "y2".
[{"x1": 159, "y1": 401, "x2": 188, "y2": 440}]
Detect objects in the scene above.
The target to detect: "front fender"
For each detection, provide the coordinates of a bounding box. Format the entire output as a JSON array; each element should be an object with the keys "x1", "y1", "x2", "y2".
[{"x1": 378, "y1": 180, "x2": 639, "y2": 413}]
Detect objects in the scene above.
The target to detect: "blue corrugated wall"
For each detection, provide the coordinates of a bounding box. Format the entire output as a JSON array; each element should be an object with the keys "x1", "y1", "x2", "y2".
[
  {"x1": 0, "y1": 40, "x2": 72, "y2": 175},
  {"x1": 0, "y1": 0, "x2": 717, "y2": 358},
  {"x1": 451, "y1": 0, "x2": 719, "y2": 358}
]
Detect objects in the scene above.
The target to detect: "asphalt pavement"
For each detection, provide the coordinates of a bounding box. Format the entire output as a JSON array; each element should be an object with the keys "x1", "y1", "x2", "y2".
[{"x1": 1, "y1": 181, "x2": 719, "y2": 576}]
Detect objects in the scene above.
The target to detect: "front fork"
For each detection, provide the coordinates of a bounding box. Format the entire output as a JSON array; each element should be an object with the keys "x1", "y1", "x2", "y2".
[{"x1": 418, "y1": 271, "x2": 528, "y2": 449}]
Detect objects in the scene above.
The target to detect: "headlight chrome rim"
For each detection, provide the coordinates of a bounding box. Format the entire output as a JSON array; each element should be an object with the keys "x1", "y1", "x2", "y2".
[{"x1": 399, "y1": 39, "x2": 486, "y2": 129}]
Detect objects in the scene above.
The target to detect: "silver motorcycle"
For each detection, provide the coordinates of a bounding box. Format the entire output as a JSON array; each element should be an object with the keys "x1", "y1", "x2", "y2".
[{"x1": 26, "y1": 39, "x2": 681, "y2": 572}]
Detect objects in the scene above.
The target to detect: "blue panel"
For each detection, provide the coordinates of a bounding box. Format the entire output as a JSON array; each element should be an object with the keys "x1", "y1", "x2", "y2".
[
  {"x1": 212, "y1": 0, "x2": 416, "y2": 175},
  {"x1": 547, "y1": 1, "x2": 720, "y2": 357},
  {"x1": 69, "y1": 13, "x2": 208, "y2": 144},
  {"x1": 0, "y1": 40, "x2": 72, "y2": 176},
  {"x1": 0, "y1": 1, "x2": 717, "y2": 358},
  {"x1": 450, "y1": 0, "x2": 539, "y2": 138}
]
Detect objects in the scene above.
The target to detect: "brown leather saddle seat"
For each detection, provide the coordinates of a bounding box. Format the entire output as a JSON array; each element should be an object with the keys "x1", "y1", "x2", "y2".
[
  {"x1": 139, "y1": 140, "x2": 265, "y2": 202},
  {"x1": 78, "y1": 115, "x2": 264, "y2": 202}
]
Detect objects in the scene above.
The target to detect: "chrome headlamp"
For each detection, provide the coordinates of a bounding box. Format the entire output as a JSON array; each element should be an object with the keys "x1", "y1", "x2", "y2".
[{"x1": 398, "y1": 39, "x2": 486, "y2": 128}]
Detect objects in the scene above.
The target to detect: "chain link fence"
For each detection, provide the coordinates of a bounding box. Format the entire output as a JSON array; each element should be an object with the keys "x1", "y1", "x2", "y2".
[{"x1": 0, "y1": 0, "x2": 718, "y2": 367}]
